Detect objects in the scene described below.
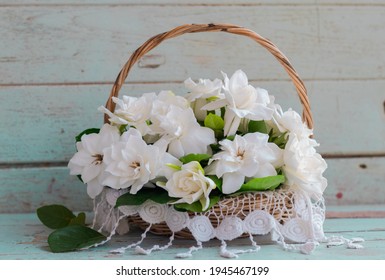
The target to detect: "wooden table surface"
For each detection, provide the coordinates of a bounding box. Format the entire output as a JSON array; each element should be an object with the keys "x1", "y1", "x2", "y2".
[{"x1": 1, "y1": 206, "x2": 384, "y2": 260}]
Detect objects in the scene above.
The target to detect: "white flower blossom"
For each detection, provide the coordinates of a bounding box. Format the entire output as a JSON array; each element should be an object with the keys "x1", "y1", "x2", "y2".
[
  {"x1": 270, "y1": 105, "x2": 313, "y2": 139},
  {"x1": 203, "y1": 70, "x2": 274, "y2": 136},
  {"x1": 282, "y1": 133, "x2": 327, "y2": 200},
  {"x1": 149, "y1": 90, "x2": 190, "y2": 134},
  {"x1": 163, "y1": 161, "x2": 216, "y2": 211},
  {"x1": 68, "y1": 124, "x2": 120, "y2": 198},
  {"x1": 184, "y1": 77, "x2": 224, "y2": 121},
  {"x1": 102, "y1": 128, "x2": 163, "y2": 194},
  {"x1": 184, "y1": 77, "x2": 223, "y2": 102},
  {"x1": 98, "y1": 92, "x2": 155, "y2": 135},
  {"x1": 155, "y1": 106, "x2": 216, "y2": 158},
  {"x1": 206, "y1": 132, "x2": 283, "y2": 194}
]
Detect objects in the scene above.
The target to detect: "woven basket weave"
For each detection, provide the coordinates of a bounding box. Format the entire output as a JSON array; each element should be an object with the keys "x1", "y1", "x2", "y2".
[{"x1": 103, "y1": 23, "x2": 313, "y2": 239}]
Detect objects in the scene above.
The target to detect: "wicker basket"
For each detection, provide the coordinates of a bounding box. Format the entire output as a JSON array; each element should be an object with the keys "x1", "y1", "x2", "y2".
[
  {"x1": 128, "y1": 190, "x2": 295, "y2": 239},
  {"x1": 103, "y1": 23, "x2": 313, "y2": 239}
]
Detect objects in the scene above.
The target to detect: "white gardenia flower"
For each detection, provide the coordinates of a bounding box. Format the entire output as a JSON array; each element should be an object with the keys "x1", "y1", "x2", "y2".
[
  {"x1": 206, "y1": 132, "x2": 283, "y2": 194},
  {"x1": 163, "y1": 161, "x2": 216, "y2": 211},
  {"x1": 203, "y1": 70, "x2": 274, "y2": 136},
  {"x1": 184, "y1": 77, "x2": 224, "y2": 121},
  {"x1": 155, "y1": 106, "x2": 216, "y2": 158},
  {"x1": 98, "y1": 92, "x2": 155, "y2": 135},
  {"x1": 149, "y1": 91, "x2": 190, "y2": 134},
  {"x1": 102, "y1": 128, "x2": 163, "y2": 194},
  {"x1": 68, "y1": 124, "x2": 120, "y2": 199},
  {"x1": 270, "y1": 105, "x2": 313, "y2": 139},
  {"x1": 184, "y1": 77, "x2": 223, "y2": 102},
  {"x1": 282, "y1": 133, "x2": 327, "y2": 200}
]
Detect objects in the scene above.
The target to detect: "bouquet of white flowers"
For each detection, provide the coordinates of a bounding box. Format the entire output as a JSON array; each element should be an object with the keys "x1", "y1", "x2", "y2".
[
  {"x1": 70, "y1": 69, "x2": 327, "y2": 211},
  {"x1": 37, "y1": 24, "x2": 344, "y2": 258}
]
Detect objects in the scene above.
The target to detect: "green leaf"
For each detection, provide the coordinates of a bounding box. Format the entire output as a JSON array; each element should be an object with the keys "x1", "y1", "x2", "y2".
[
  {"x1": 226, "y1": 135, "x2": 235, "y2": 141},
  {"x1": 272, "y1": 132, "x2": 288, "y2": 148},
  {"x1": 210, "y1": 143, "x2": 220, "y2": 153},
  {"x1": 119, "y1": 124, "x2": 128, "y2": 134},
  {"x1": 75, "y1": 128, "x2": 100, "y2": 142},
  {"x1": 69, "y1": 212, "x2": 86, "y2": 226},
  {"x1": 248, "y1": 120, "x2": 268, "y2": 134},
  {"x1": 151, "y1": 191, "x2": 176, "y2": 204},
  {"x1": 36, "y1": 205, "x2": 76, "y2": 229},
  {"x1": 239, "y1": 175, "x2": 285, "y2": 192},
  {"x1": 179, "y1": 153, "x2": 211, "y2": 164},
  {"x1": 115, "y1": 188, "x2": 175, "y2": 207},
  {"x1": 206, "y1": 96, "x2": 219, "y2": 102},
  {"x1": 174, "y1": 195, "x2": 221, "y2": 213},
  {"x1": 115, "y1": 192, "x2": 148, "y2": 206},
  {"x1": 204, "y1": 113, "x2": 224, "y2": 130},
  {"x1": 48, "y1": 225, "x2": 106, "y2": 253},
  {"x1": 166, "y1": 163, "x2": 182, "y2": 171},
  {"x1": 207, "y1": 175, "x2": 223, "y2": 192}
]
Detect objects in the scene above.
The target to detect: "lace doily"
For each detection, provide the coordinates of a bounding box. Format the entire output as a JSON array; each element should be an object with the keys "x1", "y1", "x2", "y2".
[{"x1": 90, "y1": 188, "x2": 363, "y2": 258}]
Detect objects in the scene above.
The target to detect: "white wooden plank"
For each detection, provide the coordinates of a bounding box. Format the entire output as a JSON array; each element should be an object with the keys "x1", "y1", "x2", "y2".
[
  {"x1": 0, "y1": 157, "x2": 384, "y2": 213},
  {"x1": 0, "y1": 167, "x2": 92, "y2": 213},
  {"x1": 2, "y1": 6, "x2": 385, "y2": 84},
  {"x1": 1, "y1": 80, "x2": 384, "y2": 164},
  {"x1": 323, "y1": 157, "x2": 385, "y2": 205},
  {"x1": 327, "y1": 204, "x2": 385, "y2": 218},
  {"x1": 4, "y1": 1, "x2": 385, "y2": 5}
]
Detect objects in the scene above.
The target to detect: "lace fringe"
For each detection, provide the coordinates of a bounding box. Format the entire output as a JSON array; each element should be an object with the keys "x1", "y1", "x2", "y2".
[{"x1": 86, "y1": 188, "x2": 364, "y2": 258}]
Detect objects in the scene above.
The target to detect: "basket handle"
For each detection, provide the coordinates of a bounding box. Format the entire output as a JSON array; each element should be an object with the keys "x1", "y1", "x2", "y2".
[{"x1": 105, "y1": 23, "x2": 313, "y2": 129}]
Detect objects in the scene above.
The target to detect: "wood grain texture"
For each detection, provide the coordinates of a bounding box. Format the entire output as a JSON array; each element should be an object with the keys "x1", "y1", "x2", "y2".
[
  {"x1": 2, "y1": 5, "x2": 385, "y2": 84},
  {"x1": 0, "y1": 167, "x2": 92, "y2": 213},
  {"x1": 5, "y1": 1, "x2": 385, "y2": 5},
  {"x1": 0, "y1": 213, "x2": 384, "y2": 259},
  {"x1": 324, "y1": 157, "x2": 385, "y2": 205},
  {"x1": 327, "y1": 204, "x2": 385, "y2": 218},
  {"x1": 1, "y1": 80, "x2": 384, "y2": 164},
  {"x1": 0, "y1": 157, "x2": 384, "y2": 213}
]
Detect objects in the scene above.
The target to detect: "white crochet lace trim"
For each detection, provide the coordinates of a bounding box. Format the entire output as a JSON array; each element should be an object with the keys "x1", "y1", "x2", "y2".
[{"x1": 90, "y1": 187, "x2": 364, "y2": 258}]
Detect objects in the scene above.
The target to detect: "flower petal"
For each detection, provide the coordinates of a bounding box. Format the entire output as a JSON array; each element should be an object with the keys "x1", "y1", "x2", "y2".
[
  {"x1": 224, "y1": 109, "x2": 241, "y2": 136},
  {"x1": 82, "y1": 164, "x2": 102, "y2": 183},
  {"x1": 201, "y1": 98, "x2": 228, "y2": 111},
  {"x1": 86, "y1": 179, "x2": 104, "y2": 199},
  {"x1": 222, "y1": 172, "x2": 245, "y2": 194}
]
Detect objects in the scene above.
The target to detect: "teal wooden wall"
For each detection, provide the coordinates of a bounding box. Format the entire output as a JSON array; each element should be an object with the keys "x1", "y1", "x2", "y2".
[{"x1": 1, "y1": 0, "x2": 384, "y2": 213}]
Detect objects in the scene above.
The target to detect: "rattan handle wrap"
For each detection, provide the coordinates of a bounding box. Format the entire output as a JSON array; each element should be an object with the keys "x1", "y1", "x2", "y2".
[{"x1": 105, "y1": 23, "x2": 313, "y2": 128}]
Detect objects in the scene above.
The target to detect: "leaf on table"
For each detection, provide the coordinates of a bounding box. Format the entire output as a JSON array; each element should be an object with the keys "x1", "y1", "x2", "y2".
[
  {"x1": 48, "y1": 225, "x2": 106, "y2": 253},
  {"x1": 69, "y1": 212, "x2": 86, "y2": 226},
  {"x1": 36, "y1": 205, "x2": 76, "y2": 229}
]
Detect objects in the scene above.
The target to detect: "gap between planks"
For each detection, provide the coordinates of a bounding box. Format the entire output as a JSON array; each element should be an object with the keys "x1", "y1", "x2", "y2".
[
  {"x1": 3, "y1": 3, "x2": 385, "y2": 8},
  {"x1": 2, "y1": 77, "x2": 385, "y2": 87},
  {"x1": 326, "y1": 211, "x2": 385, "y2": 219}
]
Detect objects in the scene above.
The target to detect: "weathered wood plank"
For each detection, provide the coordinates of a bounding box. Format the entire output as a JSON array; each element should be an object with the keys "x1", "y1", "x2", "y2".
[
  {"x1": 5, "y1": 1, "x2": 385, "y2": 5},
  {"x1": 327, "y1": 204, "x2": 385, "y2": 218},
  {"x1": 2, "y1": 6, "x2": 385, "y2": 84},
  {"x1": 1, "y1": 80, "x2": 384, "y2": 164},
  {"x1": 324, "y1": 157, "x2": 385, "y2": 205},
  {"x1": 0, "y1": 167, "x2": 92, "y2": 213},
  {"x1": 0, "y1": 213, "x2": 384, "y2": 259},
  {"x1": 0, "y1": 157, "x2": 384, "y2": 213}
]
